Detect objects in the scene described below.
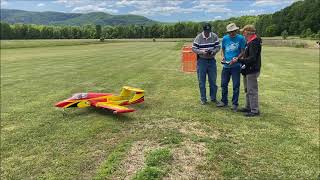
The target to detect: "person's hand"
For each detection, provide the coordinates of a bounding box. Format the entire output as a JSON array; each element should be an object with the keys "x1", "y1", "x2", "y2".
[
  {"x1": 205, "y1": 49, "x2": 213, "y2": 55},
  {"x1": 229, "y1": 57, "x2": 238, "y2": 65},
  {"x1": 200, "y1": 50, "x2": 207, "y2": 55},
  {"x1": 220, "y1": 59, "x2": 229, "y2": 65}
]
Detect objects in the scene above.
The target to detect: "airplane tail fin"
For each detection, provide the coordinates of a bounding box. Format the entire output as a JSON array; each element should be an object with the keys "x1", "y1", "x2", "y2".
[{"x1": 119, "y1": 86, "x2": 144, "y2": 104}]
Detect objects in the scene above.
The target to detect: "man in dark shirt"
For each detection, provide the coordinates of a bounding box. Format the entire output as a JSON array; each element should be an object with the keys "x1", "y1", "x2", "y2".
[{"x1": 230, "y1": 25, "x2": 262, "y2": 117}]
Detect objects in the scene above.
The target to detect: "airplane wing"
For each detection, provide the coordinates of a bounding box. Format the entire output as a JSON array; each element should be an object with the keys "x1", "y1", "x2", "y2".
[{"x1": 94, "y1": 102, "x2": 135, "y2": 114}]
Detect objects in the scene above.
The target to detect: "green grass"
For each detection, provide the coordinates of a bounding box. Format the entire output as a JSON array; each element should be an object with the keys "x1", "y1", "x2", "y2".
[
  {"x1": 159, "y1": 129, "x2": 184, "y2": 145},
  {"x1": 145, "y1": 148, "x2": 173, "y2": 167},
  {"x1": 0, "y1": 39, "x2": 104, "y2": 49},
  {"x1": 0, "y1": 38, "x2": 194, "y2": 49},
  {"x1": 94, "y1": 140, "x2": 133, "y2": 180},
  {"x1": 1, "y1": 40, "x2": 319, "y2": 179},
  {"x1": 133, "y1": 166, "x2": 165, "y2": 180},
  {"x1": 261, "y1": 36, "x2": 318, "y2": 48},
  {"x1": 133, "y1": 148, "x2": 173, "y2": 180}
]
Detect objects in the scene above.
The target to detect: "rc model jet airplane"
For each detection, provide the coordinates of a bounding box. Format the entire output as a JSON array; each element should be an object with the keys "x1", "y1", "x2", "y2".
[{"x1": 55, "y1": 86, "x2": 144, "y2": 114}]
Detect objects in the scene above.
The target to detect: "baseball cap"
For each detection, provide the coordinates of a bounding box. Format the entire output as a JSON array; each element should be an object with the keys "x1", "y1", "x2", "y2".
[{"x1": 203, "y1": 23, "x2": 212, "y2": 32}]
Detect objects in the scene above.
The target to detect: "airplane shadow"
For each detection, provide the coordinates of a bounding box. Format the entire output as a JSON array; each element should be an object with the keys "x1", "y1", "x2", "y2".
[
  {"x1": 59, "y1": 107, "x2": 133, "y2": 121},
  {"x1": 87, "y1": 108, "x2": 134, "y2": 121},
  {"x1": 58, "y1": 101, "x2": 149, "y2": 122}
]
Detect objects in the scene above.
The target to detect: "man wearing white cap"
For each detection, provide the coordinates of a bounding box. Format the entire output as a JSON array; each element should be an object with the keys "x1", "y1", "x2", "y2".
[{"x1": 217, "y1": 23, "x2": 246, "y2": 111}]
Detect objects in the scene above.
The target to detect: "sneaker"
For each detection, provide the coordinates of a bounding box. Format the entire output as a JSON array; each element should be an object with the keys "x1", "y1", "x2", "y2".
[
  {"x1": 238, "y1": 108, "x2": 250, "y2": 112},
  {"x1": 216, "y1": 101, "x2": 227, "y2": 107},
  {"x1": 211, "y1": 99, "x2": 217, "y2": 103},
  {"x1": 231, "y1": 105, "x2": 238, "y2": 112},
  {"x1": 200, "y1": 101, "x2": 207, "y2": 105},
  {"x1": 244, "y1": 112, "x2": 260, "y2": 117}
]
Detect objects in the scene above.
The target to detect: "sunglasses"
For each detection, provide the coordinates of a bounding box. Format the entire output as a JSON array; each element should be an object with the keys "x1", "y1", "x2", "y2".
[{"x1": 228, "y1": 30, "x2": 237, "y2": 33}]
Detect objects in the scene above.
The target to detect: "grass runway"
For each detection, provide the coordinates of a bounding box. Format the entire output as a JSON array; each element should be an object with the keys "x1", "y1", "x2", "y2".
[{"x1": 1, "y1": 40, "x2": 319, "y2": 179}]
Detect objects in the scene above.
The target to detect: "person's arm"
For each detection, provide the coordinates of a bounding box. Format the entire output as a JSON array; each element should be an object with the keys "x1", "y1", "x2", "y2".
[
  {"x1": 221, "y1": 48, "x2": 225, "y2": 61},
  {"x1": 211, "y1": 33, "x2": 221, "y2": 55},
  {"x1": 221, "y1": 37, "x2": 225, "y2": 60},
  {"x1": 238, "y1": 41, "x2": 259, "y2": 64},
  {"x1": 237, "y1": 36, "x2": 246, "y2": 59},
  {"x1": 236, "y1": 49, "x2": 245, "y2": 59},
  {"x1": 192, "y1": 35, "x2": 206, "y2": 55},
  {"x1": 230, "y1": 37, "x2": 245, "y2": 64}
]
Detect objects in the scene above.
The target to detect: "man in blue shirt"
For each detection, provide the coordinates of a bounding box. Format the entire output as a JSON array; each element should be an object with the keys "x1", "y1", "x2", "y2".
[{"x1": 217, "y1": 23, "x2": 246, "y2": 111}]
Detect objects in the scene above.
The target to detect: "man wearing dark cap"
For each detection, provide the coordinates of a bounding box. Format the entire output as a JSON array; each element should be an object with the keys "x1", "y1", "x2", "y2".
[{"x1": 192, "y1": 23, "x2": 221, "y2": 105}]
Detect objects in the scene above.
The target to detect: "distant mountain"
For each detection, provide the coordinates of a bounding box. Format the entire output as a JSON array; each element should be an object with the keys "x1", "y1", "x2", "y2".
[{"x1": 0, "y1": 9, "x2": 158, "y2": 26}]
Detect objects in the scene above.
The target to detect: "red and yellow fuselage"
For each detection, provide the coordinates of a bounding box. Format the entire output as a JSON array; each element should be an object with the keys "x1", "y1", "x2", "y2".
[{"x1": 55, "y1": 86, "x2": 144, "y2": 114}]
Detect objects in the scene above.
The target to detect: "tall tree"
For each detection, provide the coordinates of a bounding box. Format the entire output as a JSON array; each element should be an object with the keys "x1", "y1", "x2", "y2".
[{"x1": 95, "y1": 24, "x2": 101, "y2": 39}]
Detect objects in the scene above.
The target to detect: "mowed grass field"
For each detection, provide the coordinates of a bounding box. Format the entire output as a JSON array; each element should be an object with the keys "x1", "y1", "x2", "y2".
[{"x1": 1, "y1": 40, "x2": 319, "y2": 179}]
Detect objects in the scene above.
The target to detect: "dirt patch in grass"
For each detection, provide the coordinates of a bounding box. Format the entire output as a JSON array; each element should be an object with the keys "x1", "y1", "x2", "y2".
[
  {"x1": 164, "y1": 140, "x2": 209, "y2": 179},
  {"x1": 111, "y1": 140, "x2": 161, "y2": 180},
  {"x1": 142, "y1": 118, "x2": 220, "y2": 139},
  {"x1": 107, "y1": 118, "x2": 220, "y2": 179},
  {"x1": 178, "y1": 121, "x2": 219, "y2": 140},
  {"x1": 110, "y1": 138, "x2": 212, "y2": 179}
]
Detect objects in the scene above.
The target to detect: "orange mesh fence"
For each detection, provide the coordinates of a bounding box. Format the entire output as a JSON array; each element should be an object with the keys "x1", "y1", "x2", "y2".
[{"x1": 181, "y1": 45, "x2": 197, "y2": 72}]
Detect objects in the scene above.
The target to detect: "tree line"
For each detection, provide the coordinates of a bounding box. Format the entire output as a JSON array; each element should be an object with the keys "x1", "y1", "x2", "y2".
[
  {"x1": 1, "y1": 0, "x2": 319, "y2": 40},
  {"x1": 1, "y1": 20, "x2": 318, "y2": 40},
  {"x1": 0, "y1": 22, "x2": 205, "y2": 39}
]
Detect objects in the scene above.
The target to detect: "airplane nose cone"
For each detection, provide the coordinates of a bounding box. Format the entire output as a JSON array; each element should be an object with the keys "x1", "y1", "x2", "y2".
[{"x1": 55, "y1": 101, "x2": 70, "y2": 108}]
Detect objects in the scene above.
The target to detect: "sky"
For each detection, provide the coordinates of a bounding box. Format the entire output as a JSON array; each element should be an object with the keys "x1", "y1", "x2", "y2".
[{"x1": 0, "y1": 0, "x2": 300, "y2": 22}]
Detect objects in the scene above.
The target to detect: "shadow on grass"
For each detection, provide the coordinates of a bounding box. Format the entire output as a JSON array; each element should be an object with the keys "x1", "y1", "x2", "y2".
[
  {"x1": 94, "y1": 108, "x2": 134, "y2": 121},
  {"x1": 258, "y1": 101, "x2": 297, "y2": 128},
  {"x1": 58, "y1": 107, "x2": 135, "y2": 122}
]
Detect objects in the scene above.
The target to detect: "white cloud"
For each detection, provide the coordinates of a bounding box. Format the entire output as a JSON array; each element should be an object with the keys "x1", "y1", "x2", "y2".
[
  {"x1": 240, "y1": 9, "x2": 257, "y2": 14},
  {"x1": 128, "y1": 0, "x2": 231, "y2": 16},
  {"x1": 192, "y1": 0, "x2": 232, "y2": 6},
  {"x1": 55, "y1": 0, "x2": 92, "y2": 8},
  {"x1": 130, "y1": 6, "x2": 199, "y2": 16},
  {"x1": 1, "y1": 0, "x2": 8, "y2": 7},
  {"x1": 37, "y1": 3, "x2": 45, "y2": 7},
  {"x1": 251, "y1": 0, "x2": 298, "y2": 7},
  {"x1": 52, "y1": 0, "x2": 295, "y2": 19},
  {"x1": 71, "y1": 5, "x2": 118, "y2": 14},
  {"x1": 55, "y1": 0, "x2": 118, "y2": 14},
  {"x1": 213, "y1": 16, "x2": 222, "y2": 20},
  {"x1": 193, "y1": 4, "x2": 231, "y2": 13},
  {"x1": 115, "y1": 0, "x2": 146, "y2": 7},
  {"x1": 114, "y1": 0, "x2": 184, "y2": 8},
  {"x1": 54, "y1": 0, "x2": 231, "y2": 16}
]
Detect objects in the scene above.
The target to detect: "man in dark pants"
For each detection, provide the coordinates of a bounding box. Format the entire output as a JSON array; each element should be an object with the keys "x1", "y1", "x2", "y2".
[
  {"x1": 230, "y1": 25, "x2": 262, "y2": 117},
  {"x1": 217, "y1": 23, "x2": 246, "y2": 111},
  {"x1": 192, "y1": 23, "x2": 221, "y2": 105}
]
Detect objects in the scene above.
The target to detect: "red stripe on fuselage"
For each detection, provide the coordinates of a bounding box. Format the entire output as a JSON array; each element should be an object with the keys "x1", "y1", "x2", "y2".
[{"x1": 86, "y1": 93, "x2": 112, "y2": 99}]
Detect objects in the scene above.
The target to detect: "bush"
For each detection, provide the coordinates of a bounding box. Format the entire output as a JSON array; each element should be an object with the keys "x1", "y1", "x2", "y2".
[
  {"x1": 313, "y1": 31, "x2": 320, "y2": 40},
  {"x1": 281, "y1": 30, "x2": 288, "y2": 40},
  {"x1": 300, "y1": 28, "x2": 313, "y2": 38}
]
